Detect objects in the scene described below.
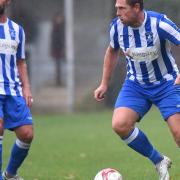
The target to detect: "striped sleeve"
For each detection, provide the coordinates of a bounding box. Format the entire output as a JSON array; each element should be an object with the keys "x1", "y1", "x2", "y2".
[
  {"x1": 109, "y1": 18, "x2": 120, "y2": 50},
  {"x1": 16, "y1": 26, "x2": 26, "y2": 60},
  {"x1": 159, "y1": 15, "x2": 180, "y2": 45}
]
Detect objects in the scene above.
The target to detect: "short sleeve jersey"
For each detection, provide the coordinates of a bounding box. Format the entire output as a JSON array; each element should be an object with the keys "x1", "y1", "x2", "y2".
[
  {"x1": 0, "y1": 18, "x2": 25, "y2": 96},
  {"x1": 109, "y1": 11, "x2": 180, "y2": 85}
]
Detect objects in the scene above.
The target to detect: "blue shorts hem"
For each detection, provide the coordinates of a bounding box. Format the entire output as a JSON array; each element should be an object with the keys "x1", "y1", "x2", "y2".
[
  {"x1": 163, "y1": 111, "x2": 180, "y2": 121},
  {"x1": 114, "y1": 105, "x2": 142, "y2": 121},
  {"x1": 5, "y1": 121, "x2": 33, "y2": 131}
]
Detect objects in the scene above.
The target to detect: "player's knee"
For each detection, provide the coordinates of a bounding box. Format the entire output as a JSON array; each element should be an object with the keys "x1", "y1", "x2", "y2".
[
  {"x1": 112, "y1": 118, "x2": 131, "y2": 137},
  {"x1": 172, "y1": 130, "x2": 180, "y2": 146},
  {"x1": 19, "y1": 129, "x2": 34, "y2": 143},
  {"x1": 0, "y1": 120, "x2": 3, "y2": 134}
]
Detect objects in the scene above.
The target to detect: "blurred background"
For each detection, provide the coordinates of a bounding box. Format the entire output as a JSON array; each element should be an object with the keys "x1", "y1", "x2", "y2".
[
  {"x1": 7, "y1": 0, "x2": 180, "y2": 114},
  {"x1": 3, "y1": 1, "x2": 180, "y2": 179}
]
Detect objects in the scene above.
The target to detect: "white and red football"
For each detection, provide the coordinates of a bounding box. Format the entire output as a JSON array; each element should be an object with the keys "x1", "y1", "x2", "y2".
[{"x1": 94, "y1": 168, "x2": 123, "y2": 180}]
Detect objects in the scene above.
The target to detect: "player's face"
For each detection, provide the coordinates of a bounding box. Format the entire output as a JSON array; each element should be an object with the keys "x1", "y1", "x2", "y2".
[
  {"x1": 115, "y1": 0, "x2": 140, "y2": 26},
  {"x1": 0, "y1": 0, "x2": 10, "y2": 16}
]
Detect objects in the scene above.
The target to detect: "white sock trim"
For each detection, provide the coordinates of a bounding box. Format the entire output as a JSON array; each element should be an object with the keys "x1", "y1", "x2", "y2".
[
  {"x1": 16, "y1": 139, "x2": 30, "y2": 149},
  {"x1": 124, "y1": 127, "x2": 139, "y2": 144},
  {"x1": 0, "y1": 136, "x2": 3, "y2": 144}
]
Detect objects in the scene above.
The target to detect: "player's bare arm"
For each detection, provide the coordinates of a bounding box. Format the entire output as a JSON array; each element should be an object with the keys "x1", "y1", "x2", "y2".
[
  {"x1": 94, "y1": 46, "x2": 120, "y2": 101},
  {"x1": 174, "y1": 74, "x2": 180, "y2": 85},
  {"x1": 174, "y1": 45, "x2": 180, "y2": 85},
  {"x1": 17, "y1": 60, "x2": 33, "y2": 107}
]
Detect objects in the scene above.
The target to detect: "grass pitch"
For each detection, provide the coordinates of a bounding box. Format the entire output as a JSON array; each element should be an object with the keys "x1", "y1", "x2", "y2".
[{"x1": 2, "y1": 107, "x2": 180, "y2": 180}]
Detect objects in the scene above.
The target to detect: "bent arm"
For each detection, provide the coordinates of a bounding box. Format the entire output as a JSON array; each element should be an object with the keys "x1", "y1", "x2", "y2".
[
  {"x1": 17, "y1": 60, "x2": 33, "y2": 107},
  {"x1": 94, "y1": 46, "x2": 120, "y2": 101},
  {"x1": 100, "y1": 46, "x2": 120, "y2": 86},
  {"x1": 173, "y1": 45, "x2": 180, "y2": 84}
]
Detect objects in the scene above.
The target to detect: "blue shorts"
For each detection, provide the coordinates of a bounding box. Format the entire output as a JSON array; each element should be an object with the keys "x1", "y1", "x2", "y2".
[
  {"x1": 115, "y1": 80, "x2": 180, "y2": 120},
  {"x1": 0, "y1": 95, "x2": 33, "y2": 130}
]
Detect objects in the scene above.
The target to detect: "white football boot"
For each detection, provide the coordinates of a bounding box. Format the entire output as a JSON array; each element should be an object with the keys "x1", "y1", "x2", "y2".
[
  {"x1": 155, "y1": 156, "x2": 172, "y2": 180},
  {"x1": 2, "y1": 172, "x2": 24, "y2": 180}
]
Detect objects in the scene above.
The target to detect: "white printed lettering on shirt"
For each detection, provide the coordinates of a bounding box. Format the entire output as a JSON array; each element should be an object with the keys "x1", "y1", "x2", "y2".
[
  {"x1": 126, "y1": 46, "x2": 159, "y2": 62},
  {"x1": 0, "y1": 39, "x2": 18, "y2": 55}
]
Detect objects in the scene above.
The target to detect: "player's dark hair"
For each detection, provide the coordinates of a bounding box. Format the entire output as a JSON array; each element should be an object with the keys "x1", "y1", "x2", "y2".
[{"x1": 126, "y1": 0, "x2": 144, "y2": 10}]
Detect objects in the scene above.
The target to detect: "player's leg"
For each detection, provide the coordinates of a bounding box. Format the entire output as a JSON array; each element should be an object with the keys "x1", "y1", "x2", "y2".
[
  {"x1": 0, "y1": 96, "x2": 6, "y2": 180},
  {"x1": 3, "y1": 96, "x2": 33, "y2": 179},
  {"x1": 4, "y1": 125, "x2": 33, "y2": 178},
  {"x1": 154, "y1": 81, "x2": 180, "y2": 148},
  {"x1": 166, "y1": 113, "x2": 180, "y2": 147},
  {"x1": 112, "y1": 107, "x2": 163, "y2": 164},
  {"x1": 151, "y1": 80, "x2": 180, "y2": 180},
  {"x1": 0, "y1": 120, "x2": 3, "y2": 180},
  {"x1": 113, "y1": 80, "x2": 163, "y2": 165},
  {"x1": 165, "y1": 114, "x2": 180, "y2": 179}
]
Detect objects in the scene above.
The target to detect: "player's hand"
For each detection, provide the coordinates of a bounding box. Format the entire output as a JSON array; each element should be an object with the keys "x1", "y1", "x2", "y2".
[
  {"x1": 94, "y1": 84, "x2": 108, "y2": 102},
  {"x1": 22, "y1": 86, "x2": 33, "y2": 107},
  {"x1": 174, "y1": 74, "x2": 180, "y2": 85}
]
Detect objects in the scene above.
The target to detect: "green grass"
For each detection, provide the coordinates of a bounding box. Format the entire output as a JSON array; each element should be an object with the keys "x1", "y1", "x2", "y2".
[{"x1": 2, "y1": 107, "x2": 180, "y2": 180}]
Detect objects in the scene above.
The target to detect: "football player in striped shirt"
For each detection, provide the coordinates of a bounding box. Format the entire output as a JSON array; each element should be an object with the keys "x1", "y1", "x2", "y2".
[
  {"x1": 0, "y1": 0, "x2": 33, "y2": 180},
  {"x1": 94, "y1": 0, "x2": 180, "y2": 179}
]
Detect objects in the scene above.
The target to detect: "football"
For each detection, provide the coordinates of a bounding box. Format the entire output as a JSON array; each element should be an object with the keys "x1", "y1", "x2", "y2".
[{"x1": 94, "y1": 168, "x2": 123, "y2": 180}]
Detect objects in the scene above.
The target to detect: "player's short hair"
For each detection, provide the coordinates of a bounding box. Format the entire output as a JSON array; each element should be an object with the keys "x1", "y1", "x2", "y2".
[{"x1": 126, "y1": 0, "x2": 144, "y2": 10}]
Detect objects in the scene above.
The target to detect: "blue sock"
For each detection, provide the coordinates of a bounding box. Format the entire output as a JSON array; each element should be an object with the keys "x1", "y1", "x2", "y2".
[
  {"x1": 6, "y1": 139, "x2": 31, "y2": 175},
  {"x1": 122, "y1": 127, "x2": 163, "y2": 164},
  {"x1": 0, "y1": 136, "x2": 3, "y2": 180}
]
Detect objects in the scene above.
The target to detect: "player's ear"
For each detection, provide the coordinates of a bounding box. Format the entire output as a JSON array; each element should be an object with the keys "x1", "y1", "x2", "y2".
[{"x1": 133, "y1": 3, "x2": 141, "y2": 12}]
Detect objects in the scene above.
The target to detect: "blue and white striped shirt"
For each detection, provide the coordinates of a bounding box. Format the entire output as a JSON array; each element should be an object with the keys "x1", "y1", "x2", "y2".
[
  {"x1": 0, "y1": 18, "x2": 25, "y2": 96},
  {"x1": 110, "y1": 11, "x2": 180, "y2": 85}
]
